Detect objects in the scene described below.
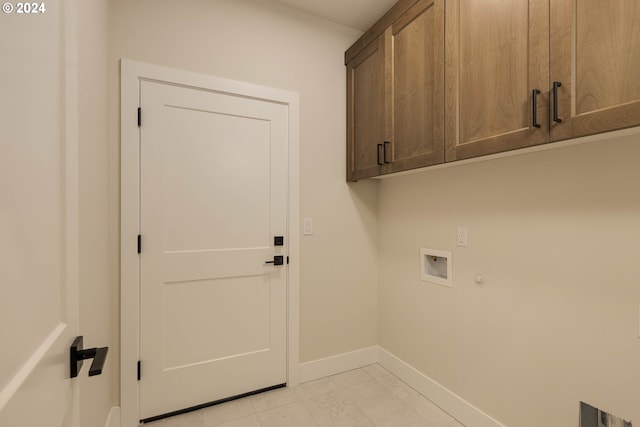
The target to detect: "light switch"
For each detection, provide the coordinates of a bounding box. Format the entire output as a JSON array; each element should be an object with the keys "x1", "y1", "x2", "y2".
[{"x1": 303, "y1": 218, "x2": 313, "y2": 236}]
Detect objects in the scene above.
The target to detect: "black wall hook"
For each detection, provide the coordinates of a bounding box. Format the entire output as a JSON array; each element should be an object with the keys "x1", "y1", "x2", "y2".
[{"x1": 70, "y1": 336, "x2": 109, "y2": 378}]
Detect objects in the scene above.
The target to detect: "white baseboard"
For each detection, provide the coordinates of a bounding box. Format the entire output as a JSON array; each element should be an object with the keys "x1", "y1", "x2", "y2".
[
  {"x1": 298, "y1": 346, "x2": 379, "y2": 383},
  {"x1": 104, "y1": 406, "x2": 121, "y2": 427},
  {"x1": 378, "y1": 347, "x2": 506, "y2": 427}
]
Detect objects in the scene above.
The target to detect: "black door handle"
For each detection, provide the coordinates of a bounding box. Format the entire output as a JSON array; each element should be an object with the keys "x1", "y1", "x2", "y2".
[
  {"x1": 552, "y1": 81, "x2": 562, "y2": 123},
  {"x1": 265, "y1": 255, "x2": 284, "y2": 266},
  {"x1": 532, "y1": 88, "x2": 541, "y2": 128},
  {"x1": 377, "y1": 144, "x2": 384, "y2": 166},
  {"x1": 70, "y1": 336, "x2": 109, "y2": 378}
]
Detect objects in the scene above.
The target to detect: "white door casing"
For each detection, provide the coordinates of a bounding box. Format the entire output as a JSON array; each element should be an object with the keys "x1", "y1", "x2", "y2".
[
  {"x1": 139, "y1": 80, "x2": 287, "y2": 419},
  {"x1": 0, "y1": 1, "x2": 80, "y2": 427},
  {"x1": 121, "y1": 60, "x2": 301, "y2": 426}
]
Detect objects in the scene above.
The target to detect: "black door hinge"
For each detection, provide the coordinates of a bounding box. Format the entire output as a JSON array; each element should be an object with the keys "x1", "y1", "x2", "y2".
[
  {"x1": 287, "y1": 256, "x2": 289, "y2": 265},
  {"x1": 137, "y1": 107, "x2": 141, "y2": 127},
  {"x1": 137, "y1": 360, "x2": 141, "y2": 381},
  {"x1": 137, "y1": 235, "x2": 141, "y2": 254}
]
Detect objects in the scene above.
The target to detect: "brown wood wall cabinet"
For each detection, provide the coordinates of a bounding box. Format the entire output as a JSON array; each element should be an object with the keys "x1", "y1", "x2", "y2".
[
  {"x1": 445, "y1": 0, "x2": 550, "y2": 161},
  {"x1": 346, "y1": 0, "x2": 640, "y2": 181},
  {"x1": 347, "y1": 34, "x2": 387, "y2": 180},
  {"x1": 550, "y1": 0, "x2": 640, "y2": 142},
  {"x1": 346, "y1": 0, "x2": 444, "y2": 181}
]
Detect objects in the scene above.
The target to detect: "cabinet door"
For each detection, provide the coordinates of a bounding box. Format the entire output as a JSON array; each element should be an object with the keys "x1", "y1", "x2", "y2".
[
  {"x1": 550, "y1": 0, "x2": 640, "y2": 141},
  {"x1": 445, "y1": 0, "x2": 550, "y2": 161},
  {"x1": 347, "y1": 35, "x2": 386, "y2": 181},
  {"x1": 387, "y1": 0, "x2": 444, "y2": 172}
]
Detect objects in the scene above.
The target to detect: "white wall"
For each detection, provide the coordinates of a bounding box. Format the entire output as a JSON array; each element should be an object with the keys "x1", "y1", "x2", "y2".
[
  {"x1": 378, "y1": 133, "x2": 640, "y2": 426},
  {"x1": 108, "y1": 0, "x2": 379, "y2": 371},
  {"x1": 0, "y1": 0, "x2": 64, "y2": 390},
  {"x1": 77, "y1": 0, "x2": 118, "y2": 425}
]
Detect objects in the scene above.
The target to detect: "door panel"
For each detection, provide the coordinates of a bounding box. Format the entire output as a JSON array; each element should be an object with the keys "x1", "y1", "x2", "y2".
[
  {"x1": 575, "y1": 1, "x2": 640, "y2": 112},
  {"x1": 162, "y1": 276, "x2": 271, "y2": 369},
  {"x1": 459, "y1": 0, "x2": 529, "y2": 143},
  {"x1": 159, "y1": 107, "x2": 271, "y2": 251},
  {"x1": 389, "y1": 0, "x2": 444, "y2": 171},
  {"x1": 139, "y1": 81, "x2": 287, "y2": 419},
  {"x1": 347, "y1": 35, "x2": 386, "y2": 181},
  {"x1": 445, "y1": 0, "x2": 550, "y2": 161},
  {"x1": 550, "y1": 0, "x2": 640, "y2": 140},
  {"x1": 0, "y1": 1, "x2": 79, "y2": 426}
]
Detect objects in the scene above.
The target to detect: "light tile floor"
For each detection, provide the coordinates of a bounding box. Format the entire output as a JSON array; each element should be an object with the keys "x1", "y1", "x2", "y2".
[{"x1": 144, "y1": 364, "x2": 465, "y2": 427}]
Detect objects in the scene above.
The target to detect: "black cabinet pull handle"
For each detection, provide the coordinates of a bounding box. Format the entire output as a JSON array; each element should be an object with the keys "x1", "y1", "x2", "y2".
[
  {"x1": 552, "y1": 81, "x2": 562, "y2": 123},
  {"x1": 383, "y1": 141, "x2": 391, "y2": 164},
  {"x1": 377, "y1": 144, "x2": 384, "y2": 165},
  {"x1": 532, "y1": 89, "x2": 541, "y2": 128}
]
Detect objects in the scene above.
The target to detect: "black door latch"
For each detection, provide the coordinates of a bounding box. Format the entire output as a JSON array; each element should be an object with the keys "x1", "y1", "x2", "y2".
[{"x1": 265, "y1": 255, "x2": 284, "y2": 266}]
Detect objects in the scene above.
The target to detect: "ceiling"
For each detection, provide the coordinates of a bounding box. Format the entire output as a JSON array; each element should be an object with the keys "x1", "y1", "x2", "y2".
[{"x1": 268, "y1": 0, "x2": 397, "y2": 31}]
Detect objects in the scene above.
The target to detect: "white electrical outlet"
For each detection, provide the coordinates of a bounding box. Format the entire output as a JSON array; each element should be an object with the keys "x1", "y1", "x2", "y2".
[{"x1": 457, "y1": 226, "x2": 468, "y2": 247}]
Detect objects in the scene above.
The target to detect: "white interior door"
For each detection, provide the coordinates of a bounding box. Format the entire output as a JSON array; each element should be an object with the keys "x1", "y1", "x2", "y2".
[
  {"x1": 0, "y1": 1, "x2": 80, "y2": 426},
  {"x1": 139, "y1": 80, "x2": 288, "y2": 420}
]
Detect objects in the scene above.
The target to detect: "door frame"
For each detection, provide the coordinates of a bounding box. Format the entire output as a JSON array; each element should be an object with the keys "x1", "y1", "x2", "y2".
[{"x1": 120, "y1": 59, "x2": 301, "y2": 427}]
